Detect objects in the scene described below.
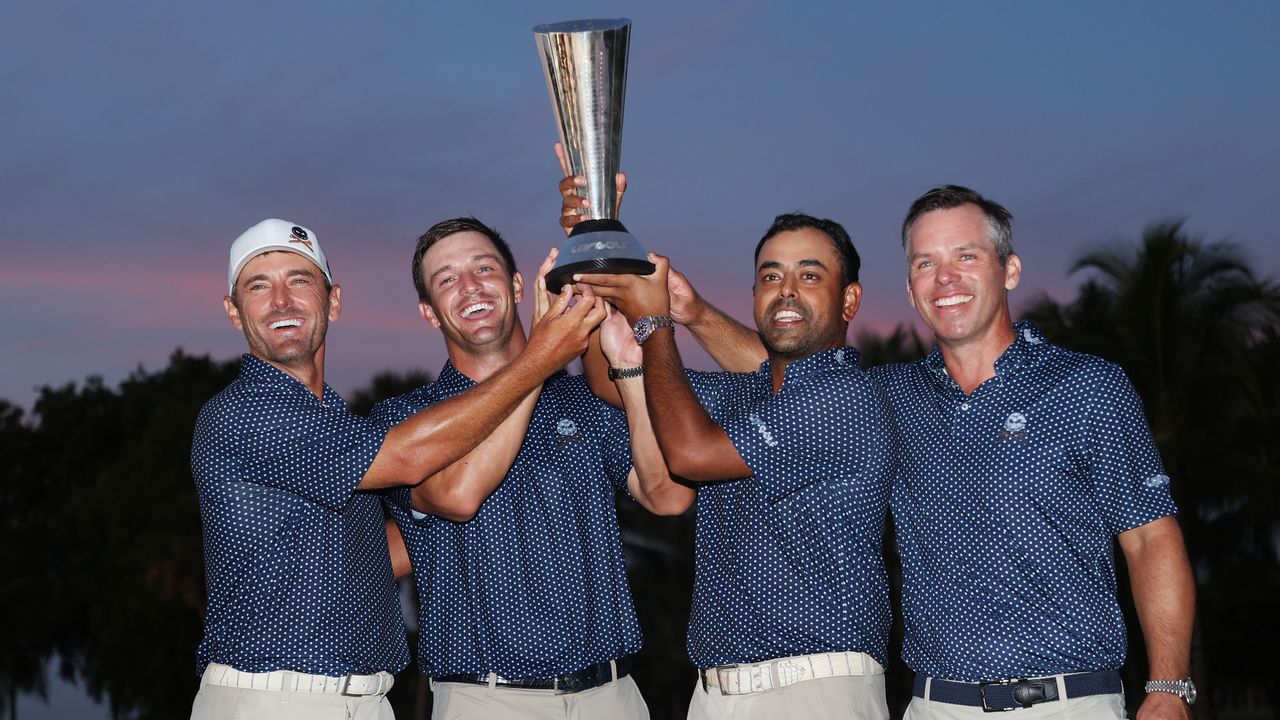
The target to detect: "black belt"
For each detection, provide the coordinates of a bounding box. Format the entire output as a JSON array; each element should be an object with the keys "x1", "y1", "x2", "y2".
[
  {"x1": 914, "y1": 670, "x2": 1122, "y2": 711},
  {"x1": 435, "y1": 657, "x2": 630, "y2": 695}
]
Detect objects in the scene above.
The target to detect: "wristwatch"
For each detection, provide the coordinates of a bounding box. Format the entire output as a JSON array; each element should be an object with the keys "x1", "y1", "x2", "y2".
[
  {"x1": 1144, "y1": 678, "x2": 1196, "y2": 705},
  {"x1": 608, "y1": 366, "x2": 644, "y2": 381},
  {"x1": 632, "y1": 315, "x2": 675, "y2": 345}
]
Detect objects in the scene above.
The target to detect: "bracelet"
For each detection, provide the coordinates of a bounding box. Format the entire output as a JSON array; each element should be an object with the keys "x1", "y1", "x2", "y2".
[{"x1": 608, "y1": 366, "x2": 644, "y2": 381}]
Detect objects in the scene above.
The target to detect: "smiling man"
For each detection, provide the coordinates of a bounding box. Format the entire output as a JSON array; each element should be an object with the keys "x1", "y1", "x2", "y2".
[
  {"x1": 190, "y1": 218, "x2": 604, "y2": 720},
  {"x1": 575, "y1": 214, "x2": 896, "y2": 720},
  {"x1": 870, "y1": 186, "x2": 1196, "y2": 720},
  {"x1": 369, "y1": 217, "x2": 682, "y2": 720}
]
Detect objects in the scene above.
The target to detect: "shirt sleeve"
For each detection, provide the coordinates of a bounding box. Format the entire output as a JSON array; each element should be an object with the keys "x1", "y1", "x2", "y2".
[
  {"x1": 1085, "y1": 361, "x2": 1179, "y2": 533},
  {"x1": 368, "y1": 394, "x2": 414, "y2": 428},
  {"x1": 722, "y1": 368, "x2": 895, "y2": 505},
  {"x1": 236, "y1": 387, "x2": 389, "y2": 511}
]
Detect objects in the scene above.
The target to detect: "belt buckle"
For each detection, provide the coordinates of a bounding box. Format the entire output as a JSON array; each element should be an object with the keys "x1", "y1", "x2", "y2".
[
  {"x1": 979, "y1": 678, "x2": 1051, "y2": 712},
  {"x1": 339, "y1": 674, "x2": 357, "y2": 696},
  {"x1": 704, "y1": 665, "x2": 736, "y2": 694},
  {"x1": 340, "y1": 673, "x2": 377, "y2": 697}
]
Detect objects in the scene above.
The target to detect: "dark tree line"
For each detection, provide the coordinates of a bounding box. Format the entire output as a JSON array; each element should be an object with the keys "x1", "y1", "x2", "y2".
[{"x1": 1, "y1": 223, "x2": 1275, "y2": 719}]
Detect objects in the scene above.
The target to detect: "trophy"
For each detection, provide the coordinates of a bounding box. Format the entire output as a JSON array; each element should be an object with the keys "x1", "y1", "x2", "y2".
[{"x1": 534, "y1": 18, "x2": 654, "y2": 292}]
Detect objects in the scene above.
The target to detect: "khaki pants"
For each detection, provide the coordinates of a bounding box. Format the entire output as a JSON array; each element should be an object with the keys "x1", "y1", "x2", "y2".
[
  {"x1": 430, "y1": 674, "x2": 649, "y2": 720},
  {"x1": 687, "y1": 673, "x2": 889, "y2": 720},
  {"x1": 905, "y1": 676, "x2": 1125, "y2": 720}
]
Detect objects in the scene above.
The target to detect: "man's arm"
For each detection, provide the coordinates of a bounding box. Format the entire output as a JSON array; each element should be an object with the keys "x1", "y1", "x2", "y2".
[
  {"x1": 360, "y1": 286, "x2": 606, "y2": 489},
  {"x1": 667, "y1": 265, "x2": 765, "y2": 372},
  {"x1": 577, "y1": 255, "x2": 751, "y2": 482},
  {"x1": 1117, "y1": 515, "x2": 1195, "y2": 720},
  {"x1": 409, "y1": 387, "x2": 540, "y2": 521},
  {"x1": 595, "y1": 304, "x2": 695, "y2": 514}
]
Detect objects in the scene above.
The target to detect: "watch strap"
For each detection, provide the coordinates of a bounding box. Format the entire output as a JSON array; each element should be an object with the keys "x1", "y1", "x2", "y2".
[
  {"x1": 608, "y1": 366, "x2": 645, "y2": 381},
  {"x1": 633, "y1": 315, "x2": 675, "y2": 344},
  {"x1": 1144, "y1": 678, "x2": 1196, "y2": 705}
]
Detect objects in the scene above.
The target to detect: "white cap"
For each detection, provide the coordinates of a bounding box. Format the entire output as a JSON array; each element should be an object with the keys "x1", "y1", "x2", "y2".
[{"x1": 227, "y1": 219, "x2": 332, "y2": 293}]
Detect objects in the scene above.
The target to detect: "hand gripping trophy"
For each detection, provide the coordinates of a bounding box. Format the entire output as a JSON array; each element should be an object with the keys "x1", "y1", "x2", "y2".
[{"x1": 534, "y1": 18, "x2": 655, "y2": 292}]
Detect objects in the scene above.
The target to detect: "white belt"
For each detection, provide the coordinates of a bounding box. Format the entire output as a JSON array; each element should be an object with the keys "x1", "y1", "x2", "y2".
[
  {"x1": 201, "y1": 662, "x2": 394, "y2": 696},
  {"x1": 701, "y1": 651, "x2": 884, "y2": 696}
]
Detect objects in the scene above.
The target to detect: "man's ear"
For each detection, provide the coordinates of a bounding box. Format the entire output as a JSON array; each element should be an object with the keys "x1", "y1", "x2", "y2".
[
  {"x1": 328, "y1": 284, "x2": 342, "y2": 322},
  {"x1": 223, "y1": 296, "x2": 243, "y2": 331},
  {"x1": 512, "y1": 271, "x2": 525, "y2": 304},
  {"x1": 842, "y1": 282, "x2": 863, "y2": 323},
  {"x1": 1004, "y1": 253, "x2": 1022, "y2": 291},
  {"x1": 420, "y1": 300, "x2": 442, "y2": 329}
]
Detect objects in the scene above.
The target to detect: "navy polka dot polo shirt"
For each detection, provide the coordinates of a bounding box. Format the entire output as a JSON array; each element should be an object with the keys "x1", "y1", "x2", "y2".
[
  {"x1": 371, "y1": 364, "x2": 643, "y2": 678},
  {"x1": 685, "y1": 346, "x2": 895, "y2": 669},
  {"x1": 870, "y1": 322, "x2": 1178, "y2": 682},
  {"x1": 191, "y1": 354, "x2": 408, "y2": 677}
]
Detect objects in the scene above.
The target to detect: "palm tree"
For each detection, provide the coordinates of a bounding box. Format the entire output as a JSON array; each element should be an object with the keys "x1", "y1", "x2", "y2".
[{"x1": 1023, "y1": 221, "x2": 1280, "y2": 718}]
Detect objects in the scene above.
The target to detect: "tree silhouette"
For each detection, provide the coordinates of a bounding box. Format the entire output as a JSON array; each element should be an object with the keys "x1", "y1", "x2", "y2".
[
  {"x1": 1022, "y1": 221, "x2": 1280, "y2": 717},
  {"x1": 0, "y1": 399, "x2": 48, "y2": 720}
]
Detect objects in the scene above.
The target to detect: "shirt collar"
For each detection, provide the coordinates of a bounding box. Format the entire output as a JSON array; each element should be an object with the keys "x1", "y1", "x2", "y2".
[
  {"x1": 436, "y1": 360, "x2": 570, "y2": 393},
  {"x1": 761, "y1": 345, "x2": 862, "y2": 389},
  {"x1": 435, "y1": 361, "x2": 476, "y2": 393},
  {"x1": 922, "y1": 320, "x2": 1049, "y2": 386},
  {"x1": 238, "y1": 353, "x2": 345, "y2": 407}
]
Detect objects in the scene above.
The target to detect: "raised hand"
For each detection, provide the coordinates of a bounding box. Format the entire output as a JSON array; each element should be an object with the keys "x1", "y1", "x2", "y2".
[
  {"x1": 575, "y1": 253, "x2": 672, "y2": 325},
  {"x1": 524, "y1": 283, "x2": 607, "y2": 372},
  {"x1": 556, "y1": 142, "x2": 627, "y2": 235},
  {"x1": 531, "y1": 247, "x2": 559, "y2": 324},
  {"x1": 666, "y1": 265, "x2": 708, "y2": 327},
  {"x1": 599, "y1": 304, "x2": 643, "y2": 368}
]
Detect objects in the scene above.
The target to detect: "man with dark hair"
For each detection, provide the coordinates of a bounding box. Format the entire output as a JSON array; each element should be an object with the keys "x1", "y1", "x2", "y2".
[
  {"x1": 574, "y1": 213, "x2": 896, "y2": 720},
  {"x1": 371, "y1": 217, "x2": 683, "y2": 720},
  {"x1": 872, "y1": 185, "x2": 1194, "y2": 720},
  {"x1": 190, "y1": 218, "x2": 603, "y2": 720},
  {"x1": 753, "y1": 212, "x2": 862, "y2": 288}
]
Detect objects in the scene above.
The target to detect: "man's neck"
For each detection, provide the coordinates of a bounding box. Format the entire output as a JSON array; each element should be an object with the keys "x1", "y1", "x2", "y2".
[
  {"x1": 767, "y1": 340, "x2": 841, "y2": 394},
  {"x1": 256, "y1": 349, "x2": 326, "y2": 399},
  {"x1": 938, "y1": 324, "x2": 1016, "y2": 395},
  {"x1": 448, "y1": 326, "x2": 528, "y2": 382}
]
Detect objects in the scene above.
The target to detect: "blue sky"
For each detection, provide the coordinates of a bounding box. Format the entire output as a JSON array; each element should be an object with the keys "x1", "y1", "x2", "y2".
[
  {"x1": 4, "y1": 0, "x2": 1278, "y2": 713},
  {"x1": 3, "y1": 2, "x2": 1277, "y2": 412}
]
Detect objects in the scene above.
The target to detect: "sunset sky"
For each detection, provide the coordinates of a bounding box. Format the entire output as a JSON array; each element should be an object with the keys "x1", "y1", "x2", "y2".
[
  {"x1": 4, "y1": 1, "x2": 1279, "y2": 715},
  {"x1": 4, "y1": 2, "x2": 1278, "y2": 415}
]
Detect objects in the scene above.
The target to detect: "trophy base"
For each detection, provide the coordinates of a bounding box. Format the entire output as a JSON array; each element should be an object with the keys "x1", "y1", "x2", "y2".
[{"x1": 546, "y1": 219, "x2": 655, "y2": 292}]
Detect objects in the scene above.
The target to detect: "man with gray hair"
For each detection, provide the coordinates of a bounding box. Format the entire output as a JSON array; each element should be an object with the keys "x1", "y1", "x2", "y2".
[
  {"x1": 190, "y1": 218, "x2": 605, "y2": 720},
  {"x1": 871, "y1": 186, "x2": 1194, "y2": 720}
]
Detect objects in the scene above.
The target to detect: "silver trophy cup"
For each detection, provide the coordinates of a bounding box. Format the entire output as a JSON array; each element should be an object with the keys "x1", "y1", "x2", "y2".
[{"x1": 534, "y1": 18, "x2": 654, "y2": 292}]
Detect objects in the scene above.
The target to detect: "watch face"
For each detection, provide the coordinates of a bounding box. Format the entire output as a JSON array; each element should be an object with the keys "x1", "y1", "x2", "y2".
[
  {"x1": 1183, "y1": 681, "x2": 1197, "y2": 705},
  {"x1": 632, "y1": 317, "x2": 651, "y2": 344}
]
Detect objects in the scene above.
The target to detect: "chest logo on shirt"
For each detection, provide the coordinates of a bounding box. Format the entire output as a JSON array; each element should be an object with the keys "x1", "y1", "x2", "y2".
[
  {"x1": 998, "y1": 411, "x2": 1030, "y2": 444},
  {"x1": 748, "y1": 413, "x2": 778, "y2": 447},
  {"x1": 556, "y1": 417, "x2": 583, "y2": 445}
]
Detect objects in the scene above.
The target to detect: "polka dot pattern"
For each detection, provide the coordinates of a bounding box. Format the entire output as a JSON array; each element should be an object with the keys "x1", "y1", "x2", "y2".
[
  {"x1": 370, "y1": 364, "x2": 642, "y2": 677},
  {"x1": 191, "y1": 354, "x2": 408, "y2": 677},
  {"x1": 684, "y1": 346, "x2": 894, "y2": 669},
  {"x1": 869, "y1": 321, "x2": 1178, "y2": 682}
]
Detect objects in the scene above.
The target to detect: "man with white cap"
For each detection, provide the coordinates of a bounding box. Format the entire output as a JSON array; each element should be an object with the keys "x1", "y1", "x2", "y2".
[{"x1": 189, "y1": 218, "x2": 606, "y2": 720}]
